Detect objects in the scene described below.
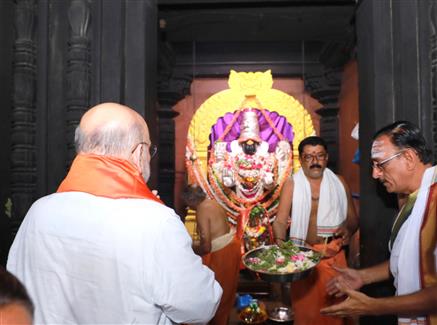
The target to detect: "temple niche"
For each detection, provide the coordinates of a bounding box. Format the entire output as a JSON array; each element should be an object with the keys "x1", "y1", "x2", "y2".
[{"x1": 184, "y1": 70, "x2": 316, "y2": 252}]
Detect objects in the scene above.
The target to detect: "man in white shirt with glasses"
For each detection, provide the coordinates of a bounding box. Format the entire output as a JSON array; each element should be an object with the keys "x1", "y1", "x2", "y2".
[{"x1": 7, "y1": 102, "x2": 222, "y2": 325}]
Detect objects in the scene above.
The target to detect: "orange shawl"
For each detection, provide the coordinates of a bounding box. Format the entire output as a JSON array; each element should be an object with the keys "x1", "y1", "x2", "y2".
[{"x1": 57, "y1": 154, "x2": 162, "y2": 204}]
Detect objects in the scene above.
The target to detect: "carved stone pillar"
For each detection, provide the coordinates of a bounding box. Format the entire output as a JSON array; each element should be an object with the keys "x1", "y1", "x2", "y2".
[
  {"x1": 66, "y1": 0, "x2": 91, "y2": 165},
  {"x1": 157, "y1": 29, "x2": 191, "y2": 207},
  {"x1": 157, "y1": 73, "x2": 192, "y2": 209},
  {"x1": 10, "y1": 0, "x2": 37, "y2": 232},
  {"x1": 305, "y1": 68, "x2": 342, "y2": 172}
]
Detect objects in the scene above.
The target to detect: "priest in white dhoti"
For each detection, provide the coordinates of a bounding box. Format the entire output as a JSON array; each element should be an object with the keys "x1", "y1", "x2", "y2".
[
  {"x1": 273, "y1": 136, "x2": 359, "y2": 325},
  {"x1": 322, "y1": 121, "x2": 437, "y2": 325}
]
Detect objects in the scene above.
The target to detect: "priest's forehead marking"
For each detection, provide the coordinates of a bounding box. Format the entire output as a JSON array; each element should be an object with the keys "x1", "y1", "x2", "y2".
[{"x1": 371, "y1": 139, "x2": 386, "y2": 159}]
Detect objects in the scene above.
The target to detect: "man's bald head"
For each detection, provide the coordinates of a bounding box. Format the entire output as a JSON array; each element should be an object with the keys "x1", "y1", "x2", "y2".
[{"x1": 75, "y1": 102, "x2": 149, "y2": 159}]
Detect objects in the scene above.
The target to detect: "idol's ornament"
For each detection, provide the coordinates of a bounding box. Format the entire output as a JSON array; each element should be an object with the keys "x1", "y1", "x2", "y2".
[{"x1": 185, "y1": 70, "x2": 315, "y2": 253}]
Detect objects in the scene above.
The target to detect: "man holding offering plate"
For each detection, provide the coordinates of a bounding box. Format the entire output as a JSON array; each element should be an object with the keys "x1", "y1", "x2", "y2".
[{"x1": 273, "y1": 136, "x2": 358, "y2": 325}]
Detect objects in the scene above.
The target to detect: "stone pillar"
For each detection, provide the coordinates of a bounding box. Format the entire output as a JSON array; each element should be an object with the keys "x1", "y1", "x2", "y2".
[
  {"x1": 90, "y1": 0, "x2": 158, "y2": 185},
  {"x1": 356, "y1": 1, "x2": 435, "y2": 324},
  {"x1": 66, "y1": 0, "x2": 91, "y2": 165},
  {"x1": 157, "y1": 62, "x2": 192, "y2": 207},
  {"x1": 305, "y1": 68, "x2": 342, "y2": 172},
  {"x1": 0, "y1": 0, "x2": 15, "y2": 267},
  {"x1": 10, "y1": 0, "x2": 37, "y2": 233},
  {"x1": 6, "y1": 0, "x2": 159, "y2": 236}
]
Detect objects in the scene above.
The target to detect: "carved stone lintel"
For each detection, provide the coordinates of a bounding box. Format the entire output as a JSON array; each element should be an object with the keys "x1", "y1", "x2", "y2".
[
  {"x1": 10, "y1": 0, "x2": 37, "y2": 233},
  {"x1": 66, "y1": 0, "x2": 91, "y2": 165}
]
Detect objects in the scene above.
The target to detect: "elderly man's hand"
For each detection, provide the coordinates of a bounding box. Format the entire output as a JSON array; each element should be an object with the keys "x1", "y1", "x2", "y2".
[
  {"x1": 320, "y1": 285, "x2": 376, "y2": 317},
  {"x1": 326, "y1": 266, "x2": 364, "y2": 297}
]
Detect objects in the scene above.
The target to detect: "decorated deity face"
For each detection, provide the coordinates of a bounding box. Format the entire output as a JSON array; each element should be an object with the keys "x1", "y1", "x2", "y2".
[
  {"x1": 299, "y1": 144, "x2": 328, "y2": 179},
  {"x1": 242, "y1": 140, "x2": 258, "y2": 155}
]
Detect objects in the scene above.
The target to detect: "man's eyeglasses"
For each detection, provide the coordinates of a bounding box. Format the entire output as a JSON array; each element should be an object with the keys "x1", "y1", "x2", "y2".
[
  {"x1": 132, "y1": 142, "x2": 157, "y2": 158},
  {"x1": 372, "y1": 150, "x2": 404, "y2": 171},
  {"x1": 302, "y1": 153, "x2": 327, "y2": 163}
]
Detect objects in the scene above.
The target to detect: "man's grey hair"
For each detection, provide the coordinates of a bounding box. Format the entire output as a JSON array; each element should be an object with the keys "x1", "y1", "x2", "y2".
[{"x1": 75, "y1": 121, "x2": 144, "y2": 159}]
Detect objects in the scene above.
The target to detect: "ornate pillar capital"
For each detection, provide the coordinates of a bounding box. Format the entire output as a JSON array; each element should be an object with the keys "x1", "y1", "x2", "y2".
[{"x1": 304, "y1": 67, "x2": 342, "y2": 108}]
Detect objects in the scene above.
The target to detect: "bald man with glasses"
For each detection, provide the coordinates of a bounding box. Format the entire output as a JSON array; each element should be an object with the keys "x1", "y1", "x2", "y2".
[
  {"x1": 273, "y1": 136, "x2": 358, "y2": 325},
  {"x1": 7, "y1": 102, "x2": 222, "y2": 325},
  {"x1": 322, "y1": 121, "x2": 437, "y2": 325}
]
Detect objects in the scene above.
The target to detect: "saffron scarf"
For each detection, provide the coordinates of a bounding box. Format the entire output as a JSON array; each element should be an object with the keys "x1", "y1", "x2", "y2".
[{"x1": 57, "y1": 154, "x2": 163, "y2": 204}]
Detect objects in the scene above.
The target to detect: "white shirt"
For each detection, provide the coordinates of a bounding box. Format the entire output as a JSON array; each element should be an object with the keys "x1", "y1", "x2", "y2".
[{"x1": 7, "y1": 192, "x2": 222, "y2": 325}]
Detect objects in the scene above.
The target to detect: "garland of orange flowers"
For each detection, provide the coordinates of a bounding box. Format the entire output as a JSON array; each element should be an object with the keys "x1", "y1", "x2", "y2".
[
  {"x1": 207, "y1": 149, "x2": 293, "y2": 221},
  {"x1": 232, "y1": 174, "x2": 266, "y2": 203},
  {"x1": 207, "y1": 150, "x2": 272, "y2": 209},
  {"x1": 227, "y1": 162, "x2": 278, "y2": 206},
  {"x1": 217, "y1": 109, "x2": 241, "y2": 142},
  {"x1": 262, "y1": 154, "x2": 293, "y2": 216},
  {"x1": 186, "y1": 148, "x2": 210, "y2": 196},
  {"x1": 216, "y1": 99, "x2": 254, "y2": 143},
  {"x1": 189, "y1": 140, "x2": 292, "y2": 222},
  {"x1": 186, "y1": 97, "x2": 295, "y2": 225},
  {"x1": 248, "y1": 97, "x2": 287, "y2": 142}
]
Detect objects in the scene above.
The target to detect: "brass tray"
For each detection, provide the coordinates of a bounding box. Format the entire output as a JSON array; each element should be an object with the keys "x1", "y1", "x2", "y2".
[{"x1": 242, "y1": 245, "x2": 320, "y2": 282}]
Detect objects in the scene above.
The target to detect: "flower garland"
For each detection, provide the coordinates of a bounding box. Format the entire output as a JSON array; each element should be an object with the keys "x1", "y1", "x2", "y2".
[
  {"x1": 186, "y1": 138, "x2": 239, "y2": 217},
  {"x1": 259, "y1": 105, "x2": 286, "y2": 141},
  {"x1": 186, "y1": 99, "x2": 295, "y2": 238},
  {"x1": 188, "y1": 134, "x2": 293, "y2": 224},
  {"x1": 217, "y1": 108, "x2": 242, "y2": 142}
]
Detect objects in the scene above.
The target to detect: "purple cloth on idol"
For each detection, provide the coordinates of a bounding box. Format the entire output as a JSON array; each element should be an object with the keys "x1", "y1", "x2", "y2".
[{"x1": 209, "y1": 109, "x2": 294, "y2": 152}]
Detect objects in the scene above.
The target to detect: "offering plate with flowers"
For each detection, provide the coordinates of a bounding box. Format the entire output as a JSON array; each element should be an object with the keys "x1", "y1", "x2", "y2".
[{"x1": 242, "y1": 240, "x2": 321, "y2": 282}]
